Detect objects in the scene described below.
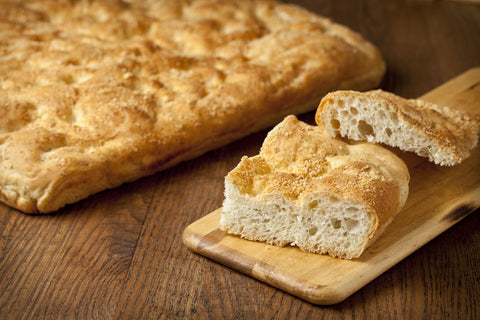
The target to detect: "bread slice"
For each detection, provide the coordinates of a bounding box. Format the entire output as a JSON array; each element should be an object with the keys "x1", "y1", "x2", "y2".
[
  {"x1": 316, "y1": 90, "x2": 480, "y2": 166},
  {"x1": 0, "y1": 0, "x2": 385, "y2": 213},
  {"x1": 220, "y1": 115, "x2": 409, "y2": 259}
]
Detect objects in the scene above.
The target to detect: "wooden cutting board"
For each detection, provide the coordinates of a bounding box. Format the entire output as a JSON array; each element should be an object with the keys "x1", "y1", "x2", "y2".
[{"x1": 182, "y1": 68, "x2": 480, "y2": 305}]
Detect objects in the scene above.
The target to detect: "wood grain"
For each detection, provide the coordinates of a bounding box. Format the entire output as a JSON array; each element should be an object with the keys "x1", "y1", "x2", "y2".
[
  {"x1": 182, "y1": 67, "x2": 480, "y2": 305},
  {"x1": 1, "y1": 0, "x2": 479, "y2": 319}
]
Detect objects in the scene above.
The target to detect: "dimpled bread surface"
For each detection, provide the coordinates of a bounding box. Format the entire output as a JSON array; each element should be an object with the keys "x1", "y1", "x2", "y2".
[
  {"x1": 220, "y1": 115, "x2": 409, "y2": 259},
  {"x1": 0, "y1": 0, "x2": 385, "y2": 213}
]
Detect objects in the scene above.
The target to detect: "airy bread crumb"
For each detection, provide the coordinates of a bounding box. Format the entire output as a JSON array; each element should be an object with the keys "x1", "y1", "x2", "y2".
[
  {"x1": 220, "y1": 115, "x2": 409, "y2": 259},
  {"x1": 316, "y1": 90, "x2": 480, "y2": 166}
]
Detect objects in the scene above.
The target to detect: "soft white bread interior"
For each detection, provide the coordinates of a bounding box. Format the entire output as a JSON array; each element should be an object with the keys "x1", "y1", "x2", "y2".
[
  {"x1": 219, "y1": 115, "x2": 409, "y2": 259},
  {"x1": 316, "y1": 90, "x2": 480, "y2": 166}
]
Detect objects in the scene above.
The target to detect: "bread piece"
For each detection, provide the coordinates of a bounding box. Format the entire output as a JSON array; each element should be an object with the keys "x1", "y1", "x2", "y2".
[
  {"x1": 220, "y1": 115, "x2": 409, "y2": 259},
  {"x1": 316, "y1": 90, "x2": 480, "y2": 166},
  {"x1": 0, "y1": 0, "x2": 385, "y2": 213}
]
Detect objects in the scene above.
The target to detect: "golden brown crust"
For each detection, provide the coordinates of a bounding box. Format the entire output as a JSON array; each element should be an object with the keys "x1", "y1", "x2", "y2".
[
  {"x1": 316, "y1": 89, "x2": 480, "y2": 165},
  {"x1": 226, "y1": 115, "x2": 409, "y2": 240},
  {"x1": 372, "y1": 90, "x2": 480, "y2": 161},
  {"x1": 0, "y1": 0, "x2": 385, "y2": 213}
]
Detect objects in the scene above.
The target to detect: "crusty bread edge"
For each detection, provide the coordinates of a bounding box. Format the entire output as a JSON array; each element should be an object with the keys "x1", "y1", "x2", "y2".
[
  {"x1": 315, "y1": 89, "x2": 480, "y2": 166},
  {"x1": 220, "y1": 116, "x2": 409, "y2": 259},
  {"x1": 0, "y1": 94, "x2": 322, "y2": 213},
  {"x1": 2, "y1": 63, "x2": 385, "y2": 214}
]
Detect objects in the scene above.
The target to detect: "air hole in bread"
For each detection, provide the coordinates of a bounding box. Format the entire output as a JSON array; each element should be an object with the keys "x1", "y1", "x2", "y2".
[
  {"x1": 308, "y1": 200, "x2": 318, "y2": 209},
  {"x1": 385, "y1": 127, "x2": 392, "y2": 137},
  {"x1": 358, "y1": 120, "x2": 374, "y2": 138},
  {"x1": 418, "y1": 147, "x2": 429, "y2": 157},
  {"x1": 345, "y1": 207, "x2": 359, "y2": 213},
  {"x1": 350, "y1": 107, "x2": 358, "y2": 115},
  {"x1": 331, "y1": 218, "x2": 341, "y2": 229},
  {"x1": 328, "y1": 195, "x2": 339, "y2": 203},
  {"x1": 344, "y1": 218, "x2": 359, "y2": 231},
  {"x1": 309, "y1": 226, "x2": 318, "y2": 236},
  {"x1": 388, "y1": 111, "x2": 399, "y2": 125},
  {"x1": 378, "y1": 110, "x2": 386, "y2": 120},
  {"x1": 330, "y1": 118, "x2": 340, "y2": 130}
]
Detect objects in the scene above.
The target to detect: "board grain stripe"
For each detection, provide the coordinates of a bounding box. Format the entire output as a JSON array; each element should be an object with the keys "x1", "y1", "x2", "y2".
[
  {"x1": 183, "y1": 67, "x2": 480, "y2": 305},
  {"x1": 442, "y1": 203, "x2": 478, "y2": 223}
]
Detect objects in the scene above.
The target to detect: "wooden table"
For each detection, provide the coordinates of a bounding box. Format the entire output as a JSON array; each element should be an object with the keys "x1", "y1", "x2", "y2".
[{"x1": 1, "y1": 1, "x2": 479, "y2": 319}]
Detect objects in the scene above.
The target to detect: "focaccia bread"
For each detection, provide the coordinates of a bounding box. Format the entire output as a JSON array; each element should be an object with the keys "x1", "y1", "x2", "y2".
[
  {"x1": 220, "y1": 115, "x2": 409, "y2": 259},
  {"x1": 316, "y1": 90, "x2": 480, "y2": 166},
  {"x1": 0, "y1": 0, "x2": 385, "y2": 213}
]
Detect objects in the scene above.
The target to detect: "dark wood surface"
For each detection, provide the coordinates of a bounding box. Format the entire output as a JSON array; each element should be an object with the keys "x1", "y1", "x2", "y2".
[{"x1": 1, "y1": 1, "x2": 479, "y2": 319}]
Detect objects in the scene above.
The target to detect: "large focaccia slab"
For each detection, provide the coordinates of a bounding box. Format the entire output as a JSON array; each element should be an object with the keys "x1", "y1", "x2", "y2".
[{"x1": 0, "y1": 0, "x2": 385, "y2": 213}]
